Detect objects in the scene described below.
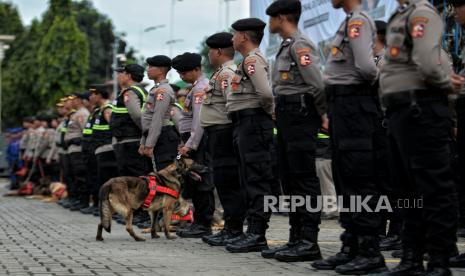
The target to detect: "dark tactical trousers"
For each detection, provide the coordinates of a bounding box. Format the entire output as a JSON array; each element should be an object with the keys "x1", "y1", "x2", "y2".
[
  {"x1": 385, "y1": 93, "x2": 457, "y2": 264},
  {"x1": 230, "y1": 108, "x2": 277, "y2": 228},
  {"x1": 68, "y1": 152, "x2": 88, "y2": 203},
  {"x1": 455, "y1": 97, "x2": 465, "y2": 229},
  {"x1": 113, "y1": 140, "x2": 150, "y2": 177},
  {"x1": 150, "y1": 126, "x2": 180, "y2": 171},
  {"x1": 181, "y1": 133, "x2": 214, "y2": 227},
  {"x1": 59, "y1": 153, "x2": 73, "y2": 192},
  {"x1": 82, "y1": 141, "x2": 98, "y2": 203},
  {"x1": 95, "y1": 149, "x2": 118, "y2": 202},
  {"x1": 327, "y1": 85, "x2": 382, "y2": 236},
  {"x1": 275, "y1": 94, "x2": 321, "y2": 235},
  {"x1": 205, "y1": 124, "x2": 247, "y2": 230}
]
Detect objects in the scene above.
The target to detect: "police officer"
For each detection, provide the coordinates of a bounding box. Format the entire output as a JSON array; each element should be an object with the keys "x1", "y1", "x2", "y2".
[
  {"x1": 311, "y1": 0, "x2": 386, "y2": 273},
  {"x1": 172, "y1": 52, "x2": 214, "y2": 238},
  {"x1": 90, "y1": 84, "x2": 119, "y2": 209},
  {"x1": 140, "y1": 55, "x2": 179, "y2": 171},
  {"x1": 261, "y1": 0, "x2": 325, "y2": 262},
  {"x1": 224, "y1": 18, "x2": 277, "y2": 253},
  {"x1": 57, "y1": 97, "x2": 74, "y2": 207},
  {"x1": 378, "y1": 0, "x2": 457, "y2": 274},
  {"x1": 79, "y1": 86, "x2": 101, "y2": 215},
  {"x1": 200, "y1": 32, "x2": 247, "y2": 246},
  {"x1": 111, "y1": 64, "x2": 149, "y2": 177},
  {"x1": 64, "y1": 92, "x2": 90, "y2": 211}
]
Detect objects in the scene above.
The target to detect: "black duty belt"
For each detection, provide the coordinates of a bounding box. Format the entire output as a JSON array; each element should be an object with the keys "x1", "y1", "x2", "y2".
[
  {"x1": 382, "y1": 90, "x2": 446, "y2": 108},
  {"x1": 276, "y1": 93, "x2": 313, "y2": 104},
  {"x1": 143, "y1": 125, "x2": 175, "y2": 138},
  {"x1": 204, "y1": 124, "x2": 233, "y2": 132},
  {"x1": 229, "y1": 108, "x2": 268, "y2": 123},
  {"x1": 326, "y1": 84, "x2": 373, "y2": 97}
]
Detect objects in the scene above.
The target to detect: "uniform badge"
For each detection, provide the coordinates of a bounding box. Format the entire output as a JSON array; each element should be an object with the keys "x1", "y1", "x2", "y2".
[
  {"x1": 300, "y1": 54, "x2": 312, "y2": 66},
  {"x1": 331, "y1": 47, "x2": 338, "y2": 56},
  {"x1": 389, "y1": 46, "x2": 400, "y2": 57},
  {"x1": 348, "y1": 20, "x2": 363, "y2": 39},
  {"x1": 281, "y1": 72, "x2": 289, "y2": 80},
  {"x1": 411, "y1": 23, "x2": 425, "y2": 38},
  {"x1": 95, "y1": 119, "x2": 100, "y2": 124},
  {"x1": 156, "y1": 93, "x2": 164, "y2": 101},
  {"x1": 85, "y1": 122, "x2": 91, "y2": 128},
  {"x1": 247, "y1": 64, "x2": 255, "y2": 75},
  {"x1": 194, "y1": 92, "x2": 204, "y2": 104},
  {"x1": 123, "y1": 93, "x2": 130, "y2": 103},
  {"x1": 222, "y1": 80, "x2": 229, "y2": 90}
]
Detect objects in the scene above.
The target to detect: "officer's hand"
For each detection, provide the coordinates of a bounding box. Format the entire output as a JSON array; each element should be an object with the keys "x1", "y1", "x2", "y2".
[
  {"x1": 138, "y1": 144, "x2": 145, "y2": 155},
  {"x1": 179, "y1": 146, "x2": 191, "y2": 156},
  {"x1": 143, "y1": 147, "x2": 154, "y2": 158},
  {"x1": 321, "y1": 114, "x2": 329, "y2": 131},
  {"x1": 451, "y1": 73, "x2": 464, "y2": 94}
]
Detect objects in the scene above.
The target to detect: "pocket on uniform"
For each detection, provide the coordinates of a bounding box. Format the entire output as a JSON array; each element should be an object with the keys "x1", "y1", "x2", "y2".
[
  {"x1": 244, "y1": 152, "x2": 273, "y2": 182},
  {"x1": 287, "y1": 141, "x2": 316, "y2": 174},
  {"x1": 338, "y1": 138, "x2": 374, "y2": 177},
  {"x1": 278, "y1": 62, "x2": 294, "y2": 82}
]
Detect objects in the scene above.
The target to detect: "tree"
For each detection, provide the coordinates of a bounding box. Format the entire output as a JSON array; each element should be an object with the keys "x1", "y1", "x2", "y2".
[
  {"x1": 0, "y1": 1, "x2": 23, "y2": 36},
  {"x1": 38, "y1": 11, "x2": 90, "y2": 104}
]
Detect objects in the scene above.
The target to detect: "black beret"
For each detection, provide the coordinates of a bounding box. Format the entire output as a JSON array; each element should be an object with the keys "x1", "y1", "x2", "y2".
[
  {"x1": 146, "y1": 55, "x2": 172, "y2": 67},
  {"x1": 171, "y1": 52, "x2": 202, "y2": 72},
  {"x1": 231, "y1": 18, "x2": 266, "y2": 32},
  {"x1": 114, "y1": 64, "x2": 144, "y2": 81},
  {"x1": 375, "y1": 20, "x2": 387, "y2": 35},
  {"x1": 266, "y1": 0, "x2": 301, "y2": 16},
  {"x1": 89, "y1": 84, "x2": 109, "y2": 98},
  {"x1": 450, "y1": 0, "x2": 465, "y2": 6},
  {"x1": 206, "y1": 32, "x2": 233, "y2": 49},
  {"x1": 72, "y1": 91, "x2": 90, "y2": 100}
]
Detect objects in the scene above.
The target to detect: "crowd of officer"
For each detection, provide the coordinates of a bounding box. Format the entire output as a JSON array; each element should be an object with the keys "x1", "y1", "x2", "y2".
[{"x1": 8, "y1": 0, "x2": 465, "y2": 274}]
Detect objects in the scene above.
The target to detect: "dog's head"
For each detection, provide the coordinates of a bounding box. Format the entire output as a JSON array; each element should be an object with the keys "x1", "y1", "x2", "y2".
[{"x1": 155, "y1": 155, "x2": 207, "y2": 189}]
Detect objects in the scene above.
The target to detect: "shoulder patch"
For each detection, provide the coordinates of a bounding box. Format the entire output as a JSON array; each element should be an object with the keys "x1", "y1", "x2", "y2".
[
  {"x1": 348, "y1": 20, "x2": 364, "y2": 39},
  {"x1": 194, "y1": 92, "x2": 204, "y2": 104},
  {"x1": 155, "y1": 88, "x2": 167, "y2": 94},
  {"x1": 296, "y1": 48, "x2": 311, "y2": 56},
  {"x1": 244, "y1": 57, "x2": 256, "y2": 65}
]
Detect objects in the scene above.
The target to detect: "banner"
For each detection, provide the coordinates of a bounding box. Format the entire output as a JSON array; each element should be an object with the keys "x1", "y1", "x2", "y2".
[{"x1": 251, "y1": 0, "x2": 399, "y2": 61}]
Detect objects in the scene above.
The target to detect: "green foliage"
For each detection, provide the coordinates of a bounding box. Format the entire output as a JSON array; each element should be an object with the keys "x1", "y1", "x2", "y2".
[
  {"x1": 38, "y1": 15, "x2": 89, "y2": 104},
  {"x1": 0, "y1": 1, "x2": 23, "y2": 36}
]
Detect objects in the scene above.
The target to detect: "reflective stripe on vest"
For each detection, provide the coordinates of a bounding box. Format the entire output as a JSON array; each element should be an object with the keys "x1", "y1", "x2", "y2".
[
  {"x1": 83, "y1": 128, "x2": 93, "y2": 135},
  {"x1": 111, "y1": 85, "x2": 147, "y2": 113},
  {"x1": 318, "y1": 132, "x2": 330, "y2": 139},
  {"x1": 174, "y1": 102, "x2": 183, "y2": 111},
  {"x1": 92, "y1": 125, "x2": 110, "y2": 131},
  {"x1": 60, "y1": 127, "x2": 68, "y2": 133},
  {"x1": 93, "y1": 103, "x2": 113, "y2": 131}
]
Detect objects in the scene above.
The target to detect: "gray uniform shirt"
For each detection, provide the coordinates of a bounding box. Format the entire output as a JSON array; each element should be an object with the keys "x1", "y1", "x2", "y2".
[
  {"x1": 200, "y1": 60, "x2": 236, "y2": 128},
  {"x1": 179, "y1": 76, "x2": 208, "y2": 150},
  {"x1": 380, "y1": 0, "x2": 453, "y2": 95},
  {"x1": 34, "y1": 128, "x2": 55, "y2": 159},
  {"x1": 64, "y1": 107, "x2": 89, "y2": 153},
  {"x1": 324, "y1": 5, "x2": 378, "y2": 85},
  {"x1": 272, "y1": 30, "x2": 325, "y2": 115},
  {"x1": 226, "y1": 48, "x2": 274, "y2": 115},
  {"x1": 141, "y1": 79, "x2": 175, "y2": 148}
]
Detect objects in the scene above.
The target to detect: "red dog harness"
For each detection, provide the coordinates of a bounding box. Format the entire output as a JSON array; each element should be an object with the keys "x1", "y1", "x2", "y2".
[{"x1": 140, "y1": 175, "x2": 180, "y2": 208}]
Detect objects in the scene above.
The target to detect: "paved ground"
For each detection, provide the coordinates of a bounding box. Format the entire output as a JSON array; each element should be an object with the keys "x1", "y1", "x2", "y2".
[{"x1": 1, "y1": 181, "x2": 465, "y2": 275}]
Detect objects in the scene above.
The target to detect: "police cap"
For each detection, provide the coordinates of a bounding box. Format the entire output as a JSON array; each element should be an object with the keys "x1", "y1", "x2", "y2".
[
  {"x1": 231, "y1": 18, "x2": 266, "y2": 32},
  {"x1": 206, "y1": 32, "x2": 233, "y2": 49},
  {"x1": 266, "y1": 0, "x2": 301, "y2": 16},
  {"x1": 146, "y1": 55, "x2": 172, "y2": 67},
  {"x1": 171, "y1": 52, "x2": 202, "y2": 72},
  {"x1": 89, "y1": 84, "x2": 109, "y2": 99},
  {"x1": 114, "y1": 64, "x2": 144, "y2": 82}
]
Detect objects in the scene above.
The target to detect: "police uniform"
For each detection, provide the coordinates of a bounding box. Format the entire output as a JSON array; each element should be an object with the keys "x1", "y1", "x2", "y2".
[
  {"x1": 141, "y1": 55, "x2": 180, "y2": 171},
  {"x1": 225, "y1": 18, "x2": 278, "y2": 253},
  {"x1": 200, "y1": 32, "x2": 247, "y2": 246},
  {"x1": 380, "y1": 0, "x2": 456, "y2": 274},
  {"x1": 261, "y1": 0, "x2": 325, "y2": 262},
  {"x1": 111, "y1": 64, "x2": 150, "y2": 177},
  {"x1": 172, "y1": 52, "x2": 215, "y2": 238},
  {"x1": 34, "y1": 117, "x2": 60, "y2": 182},
  {"x1": 313, "y1": 4, "x2": 386, "y2": 274},
  {"x1": 64, "y1": 93, "x2": 90, "y2": 210}
]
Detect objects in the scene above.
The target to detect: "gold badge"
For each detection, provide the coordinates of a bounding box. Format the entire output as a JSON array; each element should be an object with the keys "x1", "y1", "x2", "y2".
[
  {"x1": 281, "y1": 72, "x2": 289, "y2": 80},
  {"x1": 331, "y1": 47, "x2": 338, "y2": 56},
  {"x1": 390, "y1": 46, "x2": 400, "y2": 57}
]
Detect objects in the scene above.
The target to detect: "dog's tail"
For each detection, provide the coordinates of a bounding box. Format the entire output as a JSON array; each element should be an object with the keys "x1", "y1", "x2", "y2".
[{"x1": 99, "y1": 184, "x2": 112, "y2": 233}]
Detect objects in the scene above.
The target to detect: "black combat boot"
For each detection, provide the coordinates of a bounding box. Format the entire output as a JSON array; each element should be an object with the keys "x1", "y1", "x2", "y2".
[
  {"x1": 450, "y1": 252, "x2": 465, "y2": 268},
  {"x1": 312, "y1": 232, "x2": 358, "y2": 270},
  {"x1": 274, "y1": 227, "x2": 322, "y2": 262},
  {"x1": 424, "y1": 254, "x2": 452, "y2": 276},
  {"x1": 261, "y1": 226, "x2": 301, "y2": 259},
  {"x1": 203, "y1": 221, "x2": 243, "y2": 246},
  {"x1": 177, "y1": 223, "x2": 212, "y2": 238},
  {"x1": 374, "y1": 248, "x2": 424, "y2": 276},
  {"x1": 335, "y1": 235, "x2": 386, "y2": 275},
  {"x1": 379, "y1": 234, "x2": 402, "y2": 251},
  {"x1": 225, "y1": 219, "x2": 268, "y2": 253}
]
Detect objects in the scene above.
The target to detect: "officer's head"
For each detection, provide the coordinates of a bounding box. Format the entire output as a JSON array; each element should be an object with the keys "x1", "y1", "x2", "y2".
[
  {"x1": 72, "y1": 92, "x2": 89, "y2": 109},
  {"x1": 451, "y1": 0, "x2": 465, "y2": 26},
  {"x1": 266, "y1": 0, "x2": 301, "y2": 34},
  {"x1": 89, "y1": 84, "x2": 109, "y2": 105},
  {"x1": 231, "y1": 18, "x2": 266, "y2": 52},
  {"x1": 172, "y1": 52, "x2": 202, "y2": 84},
  {"x1": 206, "y1": 32, "x2": 235, "y2": 68},
  {"x1": 146, "y1": 55, "x2": 172, "y2": 80},
  {"x1": 63, "y1": 95, "x2": 75, "y2": 110},
  {"x1": 115, "y1": 64, "x2": 144, "y2": 87},
  {"x1": 56, "y1": 102, "x2": 66, "y2": 116},
  {"x1": 22, "y1": 116, "x2": 34, "y2": 129}
]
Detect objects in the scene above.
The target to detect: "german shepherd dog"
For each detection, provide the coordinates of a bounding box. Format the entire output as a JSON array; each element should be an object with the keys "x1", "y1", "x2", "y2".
[{"x1": 96, "y1": 157, "x2": 202, "y2": 242}]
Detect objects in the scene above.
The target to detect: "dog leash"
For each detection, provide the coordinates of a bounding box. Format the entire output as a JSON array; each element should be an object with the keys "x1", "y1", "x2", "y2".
[{"x1": 151, "y1": 155, "x2": 158, "y2": 173}]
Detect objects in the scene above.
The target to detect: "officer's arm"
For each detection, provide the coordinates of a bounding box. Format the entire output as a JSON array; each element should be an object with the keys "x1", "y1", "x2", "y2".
[
  {"x1": 145, "y1": 88, "x2": 171, "y2": 148},
  {"x1": 125, "y1": 90, "x2": 143, "y2": 129},
  {"x1": 348, "y1": 17, "x2": 378, "y2": 82},
  {"x1": 185, "y1": 88, "x2": 205, "y2": 150},
  {"x1": 409, "y1": 9, "x2": 453, "y2": 92},
  {"x1": 103, "y1": 107, "x2": 112, "y2": 123},
  {"x1": 291, "y1": 39, "x2": 326, "y2": 115},
  {"x1": 246, "y1": 56, "x2": 274, "y2": 115}
]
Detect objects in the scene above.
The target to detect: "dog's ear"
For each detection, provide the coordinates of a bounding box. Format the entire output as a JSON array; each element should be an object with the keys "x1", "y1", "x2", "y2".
[{"x1": 157, "y1": 169, "x2": 180, "y2": 186}]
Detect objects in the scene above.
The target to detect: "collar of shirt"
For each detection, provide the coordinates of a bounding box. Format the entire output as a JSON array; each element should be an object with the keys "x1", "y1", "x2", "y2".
[
  {"x1": 399, "y1": 0, "x2": 421, "y2": 12},
  {"x1": 155, "y1": 79, "x2": 169, "y2": 87},
  {"x1": 247, "y1": 48, "x2": 261, "y2": 58},
  {"x1": 348, "y1": 4, "x2": 363, "y2": 18},
  {"x1": 375, "y1": 48, "x2": 386, "y2": 58},
  {"x1": 221, "y1": 60, "x2": 235, "y2": 69}
]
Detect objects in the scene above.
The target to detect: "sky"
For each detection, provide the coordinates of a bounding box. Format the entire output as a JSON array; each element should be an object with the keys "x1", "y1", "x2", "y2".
[{"x1": 9, "y1": 0, "x2": 250, "y2": 81}]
